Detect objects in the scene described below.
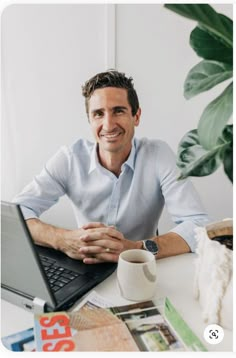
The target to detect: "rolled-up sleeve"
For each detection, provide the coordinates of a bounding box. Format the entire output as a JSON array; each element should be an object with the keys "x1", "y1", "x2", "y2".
[
  {"x1": 13, "y1": 147, "x2": 70, "y2": 220},
  {"x1": 158, "y1": 142, "x2": 210, "y2": 252}
]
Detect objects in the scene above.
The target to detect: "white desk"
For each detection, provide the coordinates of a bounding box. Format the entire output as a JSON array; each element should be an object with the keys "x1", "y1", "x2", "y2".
[{"x1": 1, "y1": 253, "x2": 233, "y2": 352}]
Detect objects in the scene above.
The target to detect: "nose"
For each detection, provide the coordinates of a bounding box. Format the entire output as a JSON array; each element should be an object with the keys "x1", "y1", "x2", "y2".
[{"x1": 102, "y1": 112, "x2": 116, "y2": 131}]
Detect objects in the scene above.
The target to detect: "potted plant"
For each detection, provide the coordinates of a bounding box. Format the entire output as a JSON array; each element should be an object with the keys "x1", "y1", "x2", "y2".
[{"x1": 164, "y1": 4, "x2": 233, "y2": 330}]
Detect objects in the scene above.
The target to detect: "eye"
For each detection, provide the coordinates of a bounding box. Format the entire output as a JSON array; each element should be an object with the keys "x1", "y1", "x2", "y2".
[
  {"x1": 114, "y1": 107, "x2": 125, "y2": 115},
  {"x1": 93, "y1": 110, "x2": 103, "y2": 119}
]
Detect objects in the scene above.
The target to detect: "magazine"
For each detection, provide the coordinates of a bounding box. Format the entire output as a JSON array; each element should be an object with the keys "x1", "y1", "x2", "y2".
[
  {"x1": 1, "y1": 327, "x2": 35, "y2": 352},
  {"x1": 34, "y1": 291, "x2": 207, "y2": 352}
]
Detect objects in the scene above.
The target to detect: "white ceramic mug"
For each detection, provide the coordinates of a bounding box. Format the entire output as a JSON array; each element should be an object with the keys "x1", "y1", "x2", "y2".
[{"x1": 117, "y1": 249, "x2": 157, "y2": 301}]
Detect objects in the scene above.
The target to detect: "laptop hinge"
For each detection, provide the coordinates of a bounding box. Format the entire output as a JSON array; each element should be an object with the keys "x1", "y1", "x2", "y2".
[
  {"x1": 21, "y1": 297, "x2": 46, "y2": 314},
  {"x1": 32, "y1": 297, "x2": 47, "y2": 314},
  {"x1": 2, "y1": 286, "x2": 47, "y2": 314},
  {"x1": 17, "y1": 296, "x2": 47, "y2": 314}
]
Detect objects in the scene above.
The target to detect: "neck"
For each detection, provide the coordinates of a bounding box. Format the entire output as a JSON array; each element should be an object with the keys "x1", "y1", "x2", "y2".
[{"x1": 97, "y1": 147, "x2": 131, "y2": 177}]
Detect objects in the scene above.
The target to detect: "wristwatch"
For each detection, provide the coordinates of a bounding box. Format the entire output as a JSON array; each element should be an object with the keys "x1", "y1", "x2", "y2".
[{"x1": 142, "y1": 239, "x2": 159, "y2": 255}]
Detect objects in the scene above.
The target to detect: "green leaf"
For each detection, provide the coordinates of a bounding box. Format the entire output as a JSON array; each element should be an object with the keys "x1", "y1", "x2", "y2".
[
  {"x1": 223, "y1": 146, "x2": 233, "y2": 183},
  {"x1": 221, "y1": 124, "x2": 233, "y2": 143},
  {"x1": 164, "y1": 4, "x2": 233, "y2": 47},
  {"x1": 198, "y1": 82, "x2": 233, "y2": 150},
  {"x1": 177, "y1": 129, "x2": 222, "y2": 179},
  {"x1": 190, "y1": 26, "x2": 233, "y2": 64},
  {"x1": 184, "y1": 60, "x2": 232, "y2": 99},
  {"x1": 221, "y1": 125, "x2": 233, "y2": 182}
]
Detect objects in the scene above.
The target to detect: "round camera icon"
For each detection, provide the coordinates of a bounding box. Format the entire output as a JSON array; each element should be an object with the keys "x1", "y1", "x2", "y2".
[{"x1": 204, "y1": 324, "x2": 224, "y2": 345}]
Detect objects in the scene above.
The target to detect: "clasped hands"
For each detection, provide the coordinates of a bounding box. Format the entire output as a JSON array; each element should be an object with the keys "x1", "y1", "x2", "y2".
[{"x1": 61, "y1": 222, "x2": 139, "y2": 264}]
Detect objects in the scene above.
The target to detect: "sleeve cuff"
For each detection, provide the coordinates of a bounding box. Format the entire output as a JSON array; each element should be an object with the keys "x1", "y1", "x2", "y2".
[
  {"x1": 169, "y1": 220, "x2": 207, "y2": 253},
  {"x1": 19, "y1": 206, "x2": 39, "y2": 220}
]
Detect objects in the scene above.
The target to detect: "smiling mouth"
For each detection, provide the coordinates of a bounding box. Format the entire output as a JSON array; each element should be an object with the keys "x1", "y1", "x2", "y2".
[{"x1": 100, "y1": 131, "x2": 123, "y2": 140}]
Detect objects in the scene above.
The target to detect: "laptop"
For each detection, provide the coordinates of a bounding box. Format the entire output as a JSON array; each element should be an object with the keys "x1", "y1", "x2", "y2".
[{"x1": 1, "y1": 201, "x2": 117, "y2": 313}]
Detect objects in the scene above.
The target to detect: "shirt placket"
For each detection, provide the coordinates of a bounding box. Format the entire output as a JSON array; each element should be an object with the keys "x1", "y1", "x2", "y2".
[{"x1": 107, "y1": 178, "x2": 121, "y2": 227}]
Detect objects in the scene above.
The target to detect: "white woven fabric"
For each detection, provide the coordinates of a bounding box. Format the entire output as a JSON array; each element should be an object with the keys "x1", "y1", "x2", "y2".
[{"x1": 194, "y1": 226, "x2": 233, "y2": 330}]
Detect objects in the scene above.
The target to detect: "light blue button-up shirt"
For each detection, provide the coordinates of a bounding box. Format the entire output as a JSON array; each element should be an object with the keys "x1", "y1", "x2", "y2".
[{"x1": 14, "y1": 137, "x2": 209, "y2": 252}]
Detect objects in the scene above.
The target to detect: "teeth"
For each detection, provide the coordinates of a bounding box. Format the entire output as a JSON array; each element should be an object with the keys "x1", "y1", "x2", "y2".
[{"x1": 102, "y1": 132, "x2": 120, "y2": 138}]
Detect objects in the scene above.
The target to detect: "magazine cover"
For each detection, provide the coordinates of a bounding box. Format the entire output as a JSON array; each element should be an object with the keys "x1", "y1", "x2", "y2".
[
  {"x1": 110, "y1": 298, "x2": 207, "y2": 351},
  {"x1": 34, "y1": 293, "x2": 207, "y2": 352},
  {"x1": 1, "y1": 328, "x2": 35, "y2": 352},
  {"x1": 34, "y1": 308, "x2": 137, "y2": 351}
]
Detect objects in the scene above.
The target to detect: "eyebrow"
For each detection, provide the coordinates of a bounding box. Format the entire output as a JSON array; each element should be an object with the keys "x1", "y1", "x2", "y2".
[
  {"x1": 91, "y1": 106, "x2": 128, "y2": 114},
  {"x1": 113, "y1": 106, "x2": 128, "y2": 111},
  {"x1": 91, "y1": 109, "x2": 103, "y2": 115}
]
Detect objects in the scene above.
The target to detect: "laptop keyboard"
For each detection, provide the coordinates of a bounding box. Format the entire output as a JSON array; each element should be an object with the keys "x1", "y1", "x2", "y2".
[{"x1": 39, "y1": 255, "x2": 80, "y2": 293}]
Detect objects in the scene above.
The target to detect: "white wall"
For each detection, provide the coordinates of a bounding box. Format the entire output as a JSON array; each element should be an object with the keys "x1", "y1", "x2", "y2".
[
  {"x1": 1, "y1": 4, "x2": 233, "y2": 232},
  {"x1": 2, "y1": 4, "x2": 108, "y2": 228},
  {"x1": 115, "y1": 4, "x2": 233, "y2": 231}
]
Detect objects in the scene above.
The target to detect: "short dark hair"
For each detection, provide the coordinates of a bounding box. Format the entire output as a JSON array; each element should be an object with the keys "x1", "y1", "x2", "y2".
[{"x1": 82, "y1": 69, "x2": 139, "y2": 116}]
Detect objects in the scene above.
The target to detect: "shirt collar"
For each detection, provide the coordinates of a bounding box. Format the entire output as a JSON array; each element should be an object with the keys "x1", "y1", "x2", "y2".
[
  {"x1": 88, "y1": 138, "x2": 136, "y2": 174},
  {"x1": 88, "y1": 143, "x2": 98, "y2": 174}
]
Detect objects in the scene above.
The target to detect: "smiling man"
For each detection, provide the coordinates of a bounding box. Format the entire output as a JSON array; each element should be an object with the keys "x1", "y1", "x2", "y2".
[
  {"x1": 13, "y1": 70, "x2": 209, "y2": 264},
  {"x1": 88, "y1": 87, "x2": 141, "y2": 176}
]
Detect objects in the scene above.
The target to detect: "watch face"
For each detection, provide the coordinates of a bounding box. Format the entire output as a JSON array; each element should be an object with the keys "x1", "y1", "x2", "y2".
[{"x1": 145, "y1": 240, "x2": 158, "y2": 254}]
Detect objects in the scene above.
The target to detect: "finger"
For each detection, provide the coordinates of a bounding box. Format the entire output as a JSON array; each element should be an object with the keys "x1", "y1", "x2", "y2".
[
  {"x1": 79, "y1": 245, "x2": 105, "y2": 255},
  {"x1": 83, "y1": 253, "x2": 119, "y2": 264},
  {"x1": 80, "y1": 233, "x2": 110, "y2": 243},
  {"x1": 65, "y1": 251, "x2": 86, "y2": 260},
  {"x1": 96, "y1": 252, "x2": 119, "y2": 262},
  {"x1": 81, "y1": 228, "x2": 124, "y2": 242},
  {"x1": 82, "y1": 222, "x2": 106, "y2": 229},
  {"x1": 100, "y1": 227, "x2": 124, "y2": 240},
  {"x1": 79, "y1": 240, "x2": 123, "y2": 255},
  {"x1": 83, "y1": 257, "x2": 104, "y2": 264}
]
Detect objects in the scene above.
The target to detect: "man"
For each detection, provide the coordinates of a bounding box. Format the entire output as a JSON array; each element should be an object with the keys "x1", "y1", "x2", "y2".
[{"x1": 13, "y1": 70, "x2": 209, "y2": 264}]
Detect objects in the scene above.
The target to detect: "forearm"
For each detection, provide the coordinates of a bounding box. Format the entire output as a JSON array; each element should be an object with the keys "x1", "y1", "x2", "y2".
[
  {"x1": 155, "y1": 232, "x2": 190, "y2": 259},
  {"x1": 26, "y1": 219, "x2": 124, "y2": 261},
  {"x1": 26, "y1": 218, "x2": 70, "y2": 251},
  {"x1": 136, "y1": 232, "x2": 190, "y2": 259}
]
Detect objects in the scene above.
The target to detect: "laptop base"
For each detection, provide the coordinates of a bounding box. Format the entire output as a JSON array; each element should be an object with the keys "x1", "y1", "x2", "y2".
[{"x1": 1, "y1": 287, "x2": 49, "y2": 314}]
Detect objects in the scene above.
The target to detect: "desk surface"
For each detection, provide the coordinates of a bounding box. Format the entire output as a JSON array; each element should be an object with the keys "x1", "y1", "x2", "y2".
[{"x1": 1, "y1": 253, "x2": 233, "y2": 352}]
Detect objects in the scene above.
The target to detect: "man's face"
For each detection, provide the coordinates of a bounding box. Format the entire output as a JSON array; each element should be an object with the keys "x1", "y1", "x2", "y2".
[{"x1": 88, "y1": 87, "x2": 141, "y2": 156}]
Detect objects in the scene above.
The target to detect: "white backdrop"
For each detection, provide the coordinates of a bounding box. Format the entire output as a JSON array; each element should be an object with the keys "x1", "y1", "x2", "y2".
[{"x1": 1, "y1": 3, "x2": 233, "y2": 233}]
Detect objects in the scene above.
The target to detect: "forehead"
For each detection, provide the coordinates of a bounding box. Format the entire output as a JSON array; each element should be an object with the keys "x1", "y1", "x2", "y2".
[{"x1": 88, "y1": 87, "x2": 130, "y2": 111}]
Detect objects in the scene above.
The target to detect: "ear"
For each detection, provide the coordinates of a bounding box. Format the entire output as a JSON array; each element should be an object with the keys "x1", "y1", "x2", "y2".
[{"x1": 134, "y1": 108, "x2": 141, "y2": 127}]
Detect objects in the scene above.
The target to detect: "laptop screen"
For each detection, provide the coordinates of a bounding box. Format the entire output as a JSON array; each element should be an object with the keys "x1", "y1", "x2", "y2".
[{"x1": 1, "y1": 201, "x2": 55, "y2": 308}]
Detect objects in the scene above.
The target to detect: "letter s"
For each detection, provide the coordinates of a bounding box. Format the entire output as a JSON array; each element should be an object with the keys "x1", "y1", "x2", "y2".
[
  {"x1": 40, "y1": 313, "x2": 70, "y2": 328},
  {"x1": 43, "y1": 339, "x2": 75, "y2": 351}
]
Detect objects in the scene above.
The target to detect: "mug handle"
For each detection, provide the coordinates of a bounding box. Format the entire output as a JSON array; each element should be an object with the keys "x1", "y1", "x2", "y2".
[{"x1": 143, "y1": 264, "x2": 156, "y2": 282}]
